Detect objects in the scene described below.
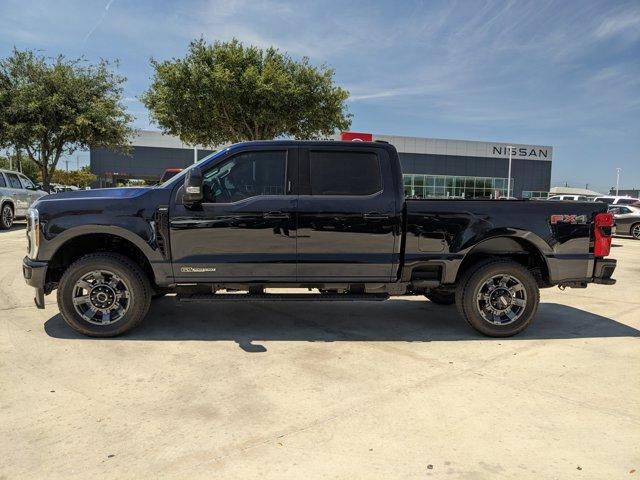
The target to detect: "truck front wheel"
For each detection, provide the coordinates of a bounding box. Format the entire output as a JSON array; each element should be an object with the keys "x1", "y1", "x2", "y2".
[
  {"x1": 455, "y1": 259, "x2": 539, "y2": 337},
  {"x1": 57, "y1": 253, "x2": 152, "y2": 337}
]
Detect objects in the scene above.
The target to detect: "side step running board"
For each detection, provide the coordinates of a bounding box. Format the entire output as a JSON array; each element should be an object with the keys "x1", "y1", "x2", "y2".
[{"x1": 177, "y1": 293, "x2": 390, "y2": 302}]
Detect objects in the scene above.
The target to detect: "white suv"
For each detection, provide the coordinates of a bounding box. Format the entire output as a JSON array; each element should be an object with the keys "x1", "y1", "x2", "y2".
[
  {"x1": 547, "y1": 195, "x2": 591, "y2": 201},
  {"x1": 0, "y1": 169, "x2": 47, "y2": 229},
  {"x1": 593, "y1": 196, "x2": 640, "y2": 205}
]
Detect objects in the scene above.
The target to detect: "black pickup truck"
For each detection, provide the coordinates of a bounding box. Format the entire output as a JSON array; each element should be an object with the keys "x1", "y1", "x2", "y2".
[{"x1": 23, "y1": 140, "x2": 616, "y2": 337}]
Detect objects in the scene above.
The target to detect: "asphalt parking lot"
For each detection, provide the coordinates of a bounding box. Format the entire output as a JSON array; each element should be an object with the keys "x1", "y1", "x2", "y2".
[{"x1": 1, "y1": 222, "x2": 638, "y2": 479}]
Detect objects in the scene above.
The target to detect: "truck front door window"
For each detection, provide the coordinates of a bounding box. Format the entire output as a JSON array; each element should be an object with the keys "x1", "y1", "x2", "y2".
[{"x1": 202, "y1": 151, "x2": 287, "y2": 203}]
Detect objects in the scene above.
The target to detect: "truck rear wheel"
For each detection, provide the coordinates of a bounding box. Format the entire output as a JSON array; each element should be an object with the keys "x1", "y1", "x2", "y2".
[
  {"x1": 425, "y1": 289, "x2": 455, "y2": 305},
  {"x1": 57, "y1": 253, "x2": 152, "y2": 337},
  {"x1": 455, "y1": 259, "x2": 539, "y2": 337}
]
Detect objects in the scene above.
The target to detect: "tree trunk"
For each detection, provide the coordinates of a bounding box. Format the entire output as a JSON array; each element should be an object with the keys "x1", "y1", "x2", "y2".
[{"x1": 41, "y1": 165, "x2": 51, "y2": 193}]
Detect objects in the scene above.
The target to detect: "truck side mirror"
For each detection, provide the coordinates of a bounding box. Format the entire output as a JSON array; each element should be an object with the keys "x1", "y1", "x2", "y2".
[{"x1": 183, "y1": 167, "x2": 204, "y2": 205}]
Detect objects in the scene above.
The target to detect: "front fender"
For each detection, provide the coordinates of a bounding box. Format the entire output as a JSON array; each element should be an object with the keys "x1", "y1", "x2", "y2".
[
  {"x1": 41, "y1": 224, "x2": 163, "y2": 263},
  {"x1": 39, "y1": 223, "x2": 174, "y2": 286}
]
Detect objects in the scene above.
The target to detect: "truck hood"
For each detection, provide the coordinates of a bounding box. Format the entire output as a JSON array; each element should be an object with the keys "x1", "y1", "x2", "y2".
[{"x1": 38, "y1": 187, "x2": 152, "y2": 202}]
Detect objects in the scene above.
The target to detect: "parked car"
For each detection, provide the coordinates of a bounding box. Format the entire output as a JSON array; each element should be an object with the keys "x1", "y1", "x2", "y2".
[
  {"x1": 23, "y1": 140, "x2": 616, "y2": 338},
  {"x1": 0, "y1": 169, "x2": 47, "y2": 229},
  {"x1": 593, "y1": 195, "x2": 640, "y2": 205},
  {"x1": 609, "y1": 205, "x2": 640, "y2": 239},
  {"x1": 547, "y1": 195, "x2": 591, "y2": 201},
  {"x1": 50, "y1": 183, "x2": 80, "y2": 193},
  {"x1": 160, "y1": 168, "x2": 183, "y2": 183}
]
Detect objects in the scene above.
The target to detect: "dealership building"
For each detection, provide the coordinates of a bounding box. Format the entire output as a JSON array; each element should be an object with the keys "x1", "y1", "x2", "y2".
[{"x1": 90, "y1": 130, "x2": 552, "y2": 198}]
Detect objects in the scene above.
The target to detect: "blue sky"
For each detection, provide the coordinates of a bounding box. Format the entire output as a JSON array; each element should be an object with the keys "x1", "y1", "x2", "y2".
[{"x1": 1, "y1": 0, "x2": 638, "y2": 192}]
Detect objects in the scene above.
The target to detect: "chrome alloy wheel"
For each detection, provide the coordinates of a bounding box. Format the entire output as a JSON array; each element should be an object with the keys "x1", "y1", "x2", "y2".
[
  {"x1": 632, "y1": 224, "x2": 640, "y2": 240},
  {"x1": 475, "y1": 274, "x2": 527, "y2": 326},
  {"x1": 72, "y1": 270, "x2": 131, "y2": 325},
  {"x1": 2, "y1": 205, "x2": 13, "y2": 228}
]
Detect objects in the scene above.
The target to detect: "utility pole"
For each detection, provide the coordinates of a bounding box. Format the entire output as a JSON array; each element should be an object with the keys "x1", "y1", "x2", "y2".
[
  {"x1": 615, "y1": 168, "x2": 621, "y2": 196},
  {"x1": 65, "y1": 159, "x2": 69, "y2": 172},
  {"x1": 506, "y1": 145, "x2": 513, "y2": 198},
  {"x1": 193, "y1": 147, "x2": 198, "y2": 164}
]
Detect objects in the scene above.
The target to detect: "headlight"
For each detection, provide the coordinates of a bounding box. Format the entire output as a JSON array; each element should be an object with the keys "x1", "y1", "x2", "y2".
[{"x1": 27, "y1": 207, "x2": 40, "y2": 259}]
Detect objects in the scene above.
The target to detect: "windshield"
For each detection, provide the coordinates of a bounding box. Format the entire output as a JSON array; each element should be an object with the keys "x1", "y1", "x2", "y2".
[{"x1": 158, "y1": 148, "x2": 228, "y2": 188}]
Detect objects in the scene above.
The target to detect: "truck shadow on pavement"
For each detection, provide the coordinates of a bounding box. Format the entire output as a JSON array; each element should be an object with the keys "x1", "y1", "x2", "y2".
[{"x1": 44, "y1": 299, "x2": 640, "y2": 351}]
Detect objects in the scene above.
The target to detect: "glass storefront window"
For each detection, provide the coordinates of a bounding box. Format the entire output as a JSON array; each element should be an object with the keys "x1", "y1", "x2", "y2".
[
  {"x1": 402, "y1": 174, "x2": 514, "y2": 199},
  {"x1": 464, "y1": 177, "x2": 474, "y2": 189}
]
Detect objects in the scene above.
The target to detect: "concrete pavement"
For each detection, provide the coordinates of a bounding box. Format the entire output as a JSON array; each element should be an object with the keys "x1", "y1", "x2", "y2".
[{"x1": 1, "y1": 223, "x2": 638, "y2": 479}]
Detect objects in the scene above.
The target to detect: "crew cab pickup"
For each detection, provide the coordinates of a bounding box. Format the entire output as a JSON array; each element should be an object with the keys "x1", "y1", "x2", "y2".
[{"x1": 23, "y1": 141, "x2": 616, "y2": 337}]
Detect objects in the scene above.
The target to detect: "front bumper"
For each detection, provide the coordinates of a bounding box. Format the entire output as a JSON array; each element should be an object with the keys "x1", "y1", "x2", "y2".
[
  {"x1": 592, "y1": 258, "x2": 616, "y2": 285},
  {"x1": 22, "y1": 256, "x2": 48, "y2": 309}
]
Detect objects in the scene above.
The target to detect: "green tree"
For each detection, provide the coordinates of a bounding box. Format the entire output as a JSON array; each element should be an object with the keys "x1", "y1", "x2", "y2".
[
  {"x1": 0, "y1": 49, "x2": 133, "y2": 191},
  {"x1": 142, "y1": 38, "x2": 351, "y2": 146},
  {"x1": 0, "y1": 151, "x2": 40, "y2": 180},
  {"x1": 50, "y1": 166, "x2": 97, "y2": 188}
]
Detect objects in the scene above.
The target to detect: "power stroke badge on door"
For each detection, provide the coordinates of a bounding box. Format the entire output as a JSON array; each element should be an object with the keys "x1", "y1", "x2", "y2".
[{"x1": 180, "y1": 266, "x2": 216, "y2": 273}]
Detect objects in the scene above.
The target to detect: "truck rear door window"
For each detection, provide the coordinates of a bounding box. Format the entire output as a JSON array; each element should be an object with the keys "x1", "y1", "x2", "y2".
[
  {"x1": 0, "y1": 174, "x2": 6, "y2": 188},
  {"x1": 309, "y1": 151, "x2": 382, "y2": 195}
]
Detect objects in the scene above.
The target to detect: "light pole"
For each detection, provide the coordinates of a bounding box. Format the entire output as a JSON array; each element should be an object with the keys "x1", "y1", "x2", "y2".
[
  {"x1": 506, "y1": 145, "x2": 513, "y2": 198},
  {"x1": 616, "y1": 168, "x2": 621, "y2": 196}
]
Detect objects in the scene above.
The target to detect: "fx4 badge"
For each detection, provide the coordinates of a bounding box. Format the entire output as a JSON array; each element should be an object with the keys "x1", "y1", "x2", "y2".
[
  {"x1": 181, "y1": 266, "x2": 216, "y2": 273},
  {"x1": 550, "y1": 214, "x2": 588, "y2": 225}
]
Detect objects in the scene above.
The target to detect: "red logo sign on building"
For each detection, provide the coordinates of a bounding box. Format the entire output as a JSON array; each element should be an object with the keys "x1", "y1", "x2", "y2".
[{"x1": 340, "y1": 131, "x2": 373, "y2": 142}]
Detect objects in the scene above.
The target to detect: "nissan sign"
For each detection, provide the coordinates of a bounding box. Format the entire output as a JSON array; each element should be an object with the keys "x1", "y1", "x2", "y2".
[{"x1": 492, "y1": 145, "x2": 550, "y2": 159}]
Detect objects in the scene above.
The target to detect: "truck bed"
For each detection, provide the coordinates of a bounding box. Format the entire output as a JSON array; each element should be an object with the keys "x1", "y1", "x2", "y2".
[{"x1": 403, "y1": 199, "x2": 608, "y2": 284}]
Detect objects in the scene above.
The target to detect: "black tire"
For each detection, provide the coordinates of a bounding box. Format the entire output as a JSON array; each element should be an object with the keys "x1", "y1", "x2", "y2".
[
  {"x1": 631, "y1": 223, "x2": 640, "y2": 240},
  {"x1": 455, "y1": 258, "x2": 539, "y2": 337},
  {"x1": 57, "y1": 253, "x2": 152, "y2": 337},
  {"x1": 425, "y1": 289, "x2": 455, "y2": 305},
  {"x1": 1, "y1": 203, "x2": 14, "y2": 230}
]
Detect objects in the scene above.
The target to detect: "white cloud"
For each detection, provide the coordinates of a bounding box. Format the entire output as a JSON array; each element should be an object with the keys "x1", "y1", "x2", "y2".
[{"x1": 595, "y1": 9, "x2": 640, "y2": 39}]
